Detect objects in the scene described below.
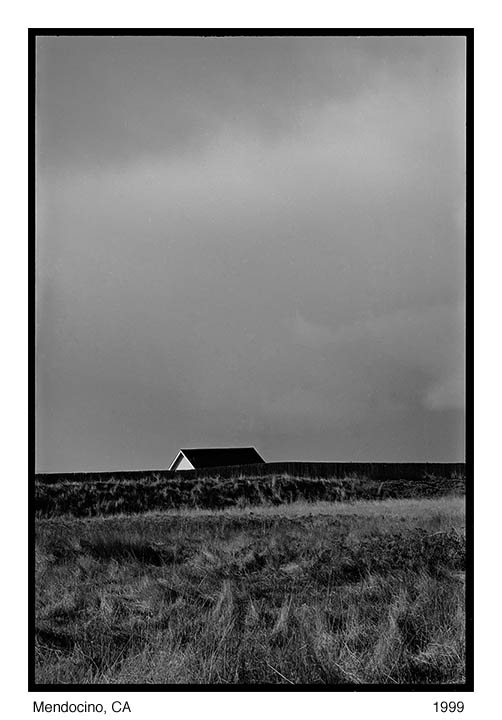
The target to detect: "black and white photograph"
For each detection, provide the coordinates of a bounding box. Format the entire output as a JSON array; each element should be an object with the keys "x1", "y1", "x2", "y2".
[{"x1": 31, "y1": 30, "x2": 472, "y2": 689}]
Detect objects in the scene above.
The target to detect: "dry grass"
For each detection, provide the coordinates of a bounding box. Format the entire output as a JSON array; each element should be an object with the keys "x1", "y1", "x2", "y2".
[
  {"x1": 35, "y1": 497, "x2": 465, "y2": 685},
  {"x1": 86, "y1": 495, "x2": 465, "y2": 523},
  {"x1": 35, "y1": 472, "x2": 465, "y2": 517}
]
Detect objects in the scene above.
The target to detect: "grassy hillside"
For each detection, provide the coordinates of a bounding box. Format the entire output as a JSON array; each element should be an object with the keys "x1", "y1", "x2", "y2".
[
  {"x1": 35, "y1": 496, "x2": 465, "y2": 685},
  {"x1": 35, "y1": 472, "x2": 465, "y2": 518}
]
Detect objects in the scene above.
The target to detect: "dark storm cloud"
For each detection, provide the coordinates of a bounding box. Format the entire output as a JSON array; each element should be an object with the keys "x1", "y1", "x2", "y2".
[
  {"x1": 36, "y1": 35, "x2": 466, "y2": 471},
  {"x1": 37, "y1": 35, "x2": 464, "y2": 170}
]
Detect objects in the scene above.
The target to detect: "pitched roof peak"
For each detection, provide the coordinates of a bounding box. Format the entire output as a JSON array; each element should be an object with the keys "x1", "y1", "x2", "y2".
[{"x1": 170, "y1": 446, "x2": 265, "y2": 470}]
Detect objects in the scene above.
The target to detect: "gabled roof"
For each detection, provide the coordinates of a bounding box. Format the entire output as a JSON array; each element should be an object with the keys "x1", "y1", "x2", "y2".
[{"x1": 176, "y1": 447, "x2": 265, "y2": 469}]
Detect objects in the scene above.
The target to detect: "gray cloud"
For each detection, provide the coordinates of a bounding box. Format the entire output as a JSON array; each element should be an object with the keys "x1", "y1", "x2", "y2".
[
  {"x1": 424, "y1": 372, "x2": 465, "y2": 411},
  {"x1": 37, "y1": 36, "x2": 464, "y2": 171},
  {"x1": 36, "y1": 35, "x2": 466, "y2": 471}
]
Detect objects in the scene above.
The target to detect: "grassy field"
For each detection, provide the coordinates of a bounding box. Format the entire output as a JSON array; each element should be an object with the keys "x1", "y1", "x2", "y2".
[
  {"x1": 35, "y1": 496, "x2": 465, "y2": 685},
  {"x1": 35, "y1": 471, "x2": 465, "y2": 517}
]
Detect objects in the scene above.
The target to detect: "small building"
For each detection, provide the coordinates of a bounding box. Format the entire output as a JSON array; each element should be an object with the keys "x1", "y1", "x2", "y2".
[{"x1": 168, "y1": 447, "x2": 265, "y2": 472}]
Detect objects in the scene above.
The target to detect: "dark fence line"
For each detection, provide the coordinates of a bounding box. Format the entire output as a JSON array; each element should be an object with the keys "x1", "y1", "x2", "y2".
[{"x1": 35, "y1": 461, "x2": 465, "y2": 485}]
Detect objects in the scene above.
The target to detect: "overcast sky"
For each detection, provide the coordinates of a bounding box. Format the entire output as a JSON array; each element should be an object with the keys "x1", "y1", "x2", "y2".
[{"x1": 36, "y1": 35, "x2": 466, "y2": 472}]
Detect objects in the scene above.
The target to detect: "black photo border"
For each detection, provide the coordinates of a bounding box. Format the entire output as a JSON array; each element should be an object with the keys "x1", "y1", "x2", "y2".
[{"x1": 28, "y1": 27, "x2": 474, "y2": 692}]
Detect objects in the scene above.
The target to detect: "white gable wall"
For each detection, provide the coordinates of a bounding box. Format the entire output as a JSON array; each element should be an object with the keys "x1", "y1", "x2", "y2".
[{"x1": 170, "y1": 452, "x2": 195, "y2": 471}]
